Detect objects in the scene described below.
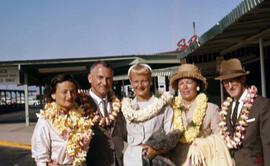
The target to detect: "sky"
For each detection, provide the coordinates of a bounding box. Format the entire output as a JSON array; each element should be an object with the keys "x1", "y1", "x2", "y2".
[{"x1": 0, "y1": 0, "x2": 242, "y2": 61}]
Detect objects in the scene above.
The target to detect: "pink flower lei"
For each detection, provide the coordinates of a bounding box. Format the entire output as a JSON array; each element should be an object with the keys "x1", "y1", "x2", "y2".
[{"x1": 219, "y1": 85, "x2": 257, "y2": 149}]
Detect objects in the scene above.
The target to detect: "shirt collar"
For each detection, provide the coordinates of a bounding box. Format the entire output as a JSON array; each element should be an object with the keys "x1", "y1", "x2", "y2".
[
  {"x1": 89, "y1": 89, "x2": 107, "y2": 104},
  {"x1": 238, "y1": 89, "x2": 248, "y2": 103}
]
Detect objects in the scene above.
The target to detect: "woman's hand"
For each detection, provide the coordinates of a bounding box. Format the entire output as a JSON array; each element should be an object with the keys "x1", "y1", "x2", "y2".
[
  {"x1": 187, "y1": 143, "x2": 206, "y2": 166},
  {"x1": 47, "y1": 160, "x2": 60, "y2": 166}
]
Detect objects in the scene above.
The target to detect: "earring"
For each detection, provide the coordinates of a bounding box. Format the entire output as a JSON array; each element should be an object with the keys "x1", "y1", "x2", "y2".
[
  {"x1": 51, "y1": 94, "x2": 56, "y2": 100},
  {"x1": 196, "y1": 86, "x2": 200, "y2": 92}
]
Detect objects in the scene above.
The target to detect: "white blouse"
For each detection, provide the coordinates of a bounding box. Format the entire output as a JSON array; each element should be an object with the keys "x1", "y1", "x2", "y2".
[
  {"x1": 31, "y1": 118, "x2": 72, "y2": 166},
  {"x1": 123, "y1": 95, "x2": 173, "y2": 166}
]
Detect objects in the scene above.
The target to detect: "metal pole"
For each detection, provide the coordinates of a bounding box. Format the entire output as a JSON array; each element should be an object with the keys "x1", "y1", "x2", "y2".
[
  {"x1": 24, "y1": 72, "x2": 29, "y2": 126},
  {"x1": 193, "y1": 22, "x2": 196, "y2": 35},
  {"x1": 153, "y1": 77, "x2": 157, "y2": 94},
  {"x1": 4, "y1": 91, "x2": 7, "y2": 105},
  {"x1": 39, "y1": 85, "x2": 43, "y2": 105},
  {"x1": 216, "y1": 56, "x2": 224, "y2": 103},
  {"x1": 122, "y1": 80, "x2": 125, "y2": 97},
  {"x1": 220, "y1": 81, "x2": 224, "y2": 103},
  {"x1": 259, "y1": 38, "x2": 266, "y2": 97}
]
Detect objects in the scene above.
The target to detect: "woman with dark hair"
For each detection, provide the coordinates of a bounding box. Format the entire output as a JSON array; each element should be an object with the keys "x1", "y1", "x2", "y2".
[
  {"x1": 31, "y1": 74, "x2": 93, "y2": 166},
  {"x1": 43, "y1": 75, "x2": 79, "y2": 103}
]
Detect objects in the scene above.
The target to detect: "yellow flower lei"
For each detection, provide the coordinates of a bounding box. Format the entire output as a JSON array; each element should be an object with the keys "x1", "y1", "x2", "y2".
[
  {"x1": 172, "y1": 93, "x2": 207, "y2": 143},
  {"x1": 37, "y1": 102, "x2": 93, "y2": 166}
]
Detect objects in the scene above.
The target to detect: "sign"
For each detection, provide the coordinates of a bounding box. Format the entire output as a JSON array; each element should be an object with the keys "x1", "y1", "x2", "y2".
[
  {"x1": 157, "y1": 76, "x2": 165, "y2": 84},
  {"x1": 0, "y1": 67, "x2": 20, "y2": 85},
  {"x1": 157, "y1": 76, "x2": 166, "y2": 93}
]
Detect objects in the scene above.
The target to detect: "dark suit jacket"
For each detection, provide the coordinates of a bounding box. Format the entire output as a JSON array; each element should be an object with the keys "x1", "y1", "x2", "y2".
[
  {"x1": 227, "y1": 96, "x2": 270, "y2": 166},
  {"x1": 86, "y1": 96, "x2": 127, "y2": 166}
]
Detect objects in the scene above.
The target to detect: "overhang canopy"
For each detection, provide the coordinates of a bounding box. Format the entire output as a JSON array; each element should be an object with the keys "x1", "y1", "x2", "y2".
[
  {"x1": 114, "y1": 66, "x2": 179, "y2": 81},
  {"x1": 0, "y1": 54, "x2": 180, "y2": 88},
  {"x1": 178, "y1": 0, "x2": 270, "y2": 59}
]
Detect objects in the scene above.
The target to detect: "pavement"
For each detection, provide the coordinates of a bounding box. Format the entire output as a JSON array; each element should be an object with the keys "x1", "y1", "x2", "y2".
[
  {"x1": 0, "y1": 108, "x2": 39, "y2": 150},
  {"x1": 0, "y1": 122, "x2": 34, "y2": 150}
]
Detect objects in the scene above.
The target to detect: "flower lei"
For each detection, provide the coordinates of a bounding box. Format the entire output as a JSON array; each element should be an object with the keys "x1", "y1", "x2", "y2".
[
  {"x1": 219, "y1": 85, "x2": 257, "y2": 149},
  {"x1": 37, "y1": 102, "x2": 93, "y2": 166},
  {"x1": 172, "y1": 93, "x2": 207, "y2": 143},
  {"x1": 78, "y1": 92, "x2": 121, "y2": 127},
  {"x1": 121, "y1": 92, "x2": 172, "y2": 122},
  {"x1": 92, "y1": 95, "x2": 121, "y2": 127}
]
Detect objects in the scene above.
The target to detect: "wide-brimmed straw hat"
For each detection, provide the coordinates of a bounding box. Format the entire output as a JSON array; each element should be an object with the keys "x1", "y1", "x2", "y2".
[
  {"x1": 215, "y1": 58, "x2": 249, "y2": 80},
  {"x1": 170, "y1": 64, "x2": 207, "y2": 91}
]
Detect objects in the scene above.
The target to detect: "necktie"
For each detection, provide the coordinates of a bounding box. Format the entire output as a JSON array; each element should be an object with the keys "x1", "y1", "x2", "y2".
[
  {"x1": 101, "y1": 99, "x2": 108, "y2": 117},
  {"x1": 231, "y1": 100, "x2": 239, "y2": 127}
]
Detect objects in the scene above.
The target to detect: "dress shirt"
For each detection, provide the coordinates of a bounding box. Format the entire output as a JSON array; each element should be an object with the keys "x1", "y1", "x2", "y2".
[
  {"x1": 89, "y1": 90, "x2": 110, "y2": 116},
  {"x1": 230, "y1": 89, "x2": 248, "y2": 120}
]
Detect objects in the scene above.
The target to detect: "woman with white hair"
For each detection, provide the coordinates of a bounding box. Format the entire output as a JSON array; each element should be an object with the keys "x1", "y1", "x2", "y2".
[{"x1": 121, "y1": 64, "x2": 177, "y2": 166}]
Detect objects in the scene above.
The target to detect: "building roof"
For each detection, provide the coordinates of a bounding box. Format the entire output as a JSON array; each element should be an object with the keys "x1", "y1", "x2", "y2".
[
  {"x1": 178, "y1": 0, "x2": 270, "y2": 59},
  {"x1": 0, "y1": 54, "x2": 180, "y2": 88}
]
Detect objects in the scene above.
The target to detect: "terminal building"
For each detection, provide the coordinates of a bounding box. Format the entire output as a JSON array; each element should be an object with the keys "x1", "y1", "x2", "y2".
[{"x1": 0, "y1": 0, "x2": 269, "y2": 125}]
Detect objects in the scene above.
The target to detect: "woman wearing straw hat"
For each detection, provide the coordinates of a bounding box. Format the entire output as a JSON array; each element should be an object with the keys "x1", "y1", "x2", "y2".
[{"x1": 169, "y1": 64, "x2": 222, "y2": 166}]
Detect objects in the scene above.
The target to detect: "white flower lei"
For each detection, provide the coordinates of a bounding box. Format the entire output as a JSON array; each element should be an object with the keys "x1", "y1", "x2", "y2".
[
  {"x1": 121, "y1": 92, "x2": 172, "y2": 122},
  {"x1": 172, "y1": 93, "x2": 208, "y2": 143},
  {"x1": 219, "y1": 85, "x2": 257, "y2": 149},
  {"x1": 37, "y1": 102, "x2": 93, "y2": 166}
]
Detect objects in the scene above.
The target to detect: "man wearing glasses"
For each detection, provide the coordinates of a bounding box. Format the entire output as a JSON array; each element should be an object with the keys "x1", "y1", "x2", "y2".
[{"x1": 215, "y1": 58, "x2": 270, "y2": 166}]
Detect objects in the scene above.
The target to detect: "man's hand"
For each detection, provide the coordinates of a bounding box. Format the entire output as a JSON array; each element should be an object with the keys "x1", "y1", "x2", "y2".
[{"x1": 142, "y1": 144, "x2": 158, "y2": 160}]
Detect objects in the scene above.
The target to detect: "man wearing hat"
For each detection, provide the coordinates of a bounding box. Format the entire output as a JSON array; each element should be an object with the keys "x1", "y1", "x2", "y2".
[{"x1": 215, "y1": 58, "x2": 270, "y2": 166}]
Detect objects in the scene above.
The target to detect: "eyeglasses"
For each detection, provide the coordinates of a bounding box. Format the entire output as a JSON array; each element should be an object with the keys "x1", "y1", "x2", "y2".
[{"x1": 222, "y1": 78, "x2": 240, "y2": 86}]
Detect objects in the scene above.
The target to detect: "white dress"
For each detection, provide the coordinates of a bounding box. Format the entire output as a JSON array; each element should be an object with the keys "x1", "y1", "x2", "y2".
[
  {"x1": 123, "y1": 95, "x2": 173, "y2": 166},
  {"x1": 31, "y1": 118, "x2": 72, "y2": 166}
]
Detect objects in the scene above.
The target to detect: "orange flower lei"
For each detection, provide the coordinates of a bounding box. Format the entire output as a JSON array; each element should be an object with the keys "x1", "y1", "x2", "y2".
[
  {"x1": 219, "y1": 85, "x2": 257, "y2": 149},
  {"x1": 78, "y1": 92, "x2": 121, "y2": 127}
]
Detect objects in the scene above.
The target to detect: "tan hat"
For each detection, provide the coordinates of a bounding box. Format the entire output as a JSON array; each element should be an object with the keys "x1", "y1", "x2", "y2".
[
  {"x1": 170, "y1": 64, "x2": 207, "y2": 91},
  {"x1": 215, "y1": 58, "x2": 249, "y2": 80}
]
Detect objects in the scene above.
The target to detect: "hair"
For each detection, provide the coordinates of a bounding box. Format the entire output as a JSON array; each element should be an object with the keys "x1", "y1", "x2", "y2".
[
  {"x1": 44, "y1": 74, "x2": 79, "y2": 103},
  {"x1": 177, "y1": 77, "x2": 202, "y2": 92},
  {"x1": 89, "y1": 61, "x2": 114, "y2": 75},
  {"x1": 193, "y1": 78, "x2": 203, "y2": 92},
  {"x1": 128, "y1": 64, "x2": 152, "y2": 80}
]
